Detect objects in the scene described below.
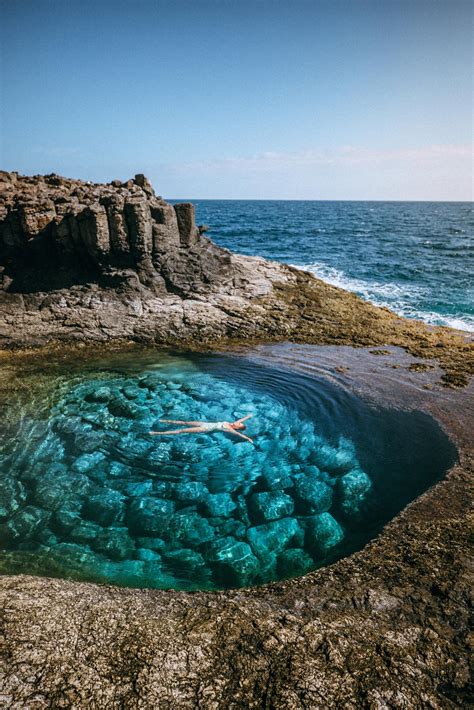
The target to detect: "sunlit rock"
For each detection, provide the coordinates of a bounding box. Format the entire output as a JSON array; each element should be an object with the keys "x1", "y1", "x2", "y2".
[
  {"x1": 339, "y1": 468, "x2": 373, "y2": 517},
  {"x1": 247, "y1": 517, "x2": 301, "y2": 560},
  {"x1": 248, "y1": 490, "x2": 294, "y2": 522},
  {"x1": 304, "y1": 512, "x2": 344, "y2": 555},
  {"x1": 293, "y1": 475, "x2": 333, "y2": 514}
]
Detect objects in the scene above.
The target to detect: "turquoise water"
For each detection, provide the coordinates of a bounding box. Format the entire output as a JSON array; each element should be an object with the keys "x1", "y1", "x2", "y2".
[
  {"x1": 0, "y1": 353, "x2": 457, "y2": 590},
  {"x1": 183, "y1": 200, "x2": 474, "y2": 331}
]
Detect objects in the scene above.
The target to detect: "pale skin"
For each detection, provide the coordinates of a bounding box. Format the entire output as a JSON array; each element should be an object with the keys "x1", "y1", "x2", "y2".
[{"x1": 149, "y1": 414, "x2": 254, "y2": 444}]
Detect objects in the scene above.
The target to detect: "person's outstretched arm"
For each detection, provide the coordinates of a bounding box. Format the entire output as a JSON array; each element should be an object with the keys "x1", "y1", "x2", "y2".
[
  {"x1": 236, "y1": 414, "x2": 253, "y2": 424},
  {"x1": 229, "y1": 429, "x2": 254, "y2": 444}
]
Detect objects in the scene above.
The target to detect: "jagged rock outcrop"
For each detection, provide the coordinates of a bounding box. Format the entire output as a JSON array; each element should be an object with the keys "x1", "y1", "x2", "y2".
[
  {"x1": 0, "y1": 171, "x2": 235, "y2": 296},
  {"x1": 0, "y1": 171, "x2": 295, "y2": 346}
]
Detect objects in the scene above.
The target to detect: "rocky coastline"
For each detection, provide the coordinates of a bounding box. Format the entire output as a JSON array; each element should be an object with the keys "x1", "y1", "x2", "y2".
[
  {"x1": 0, "y1": 171, "x2": 472, "y2": 386},
  {"x1": 0, "y1": 173, "x2": 472, "y2": 708}
]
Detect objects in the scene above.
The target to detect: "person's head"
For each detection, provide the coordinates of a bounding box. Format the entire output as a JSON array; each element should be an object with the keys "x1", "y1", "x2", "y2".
[{"x1": 231, "y1": 422, "x2": 246, "y2": 430}]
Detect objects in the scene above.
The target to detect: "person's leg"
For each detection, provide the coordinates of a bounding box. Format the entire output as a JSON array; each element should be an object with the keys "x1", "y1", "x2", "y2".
[
  {"x1": 160, "y1": 420, "x2": 204, "y2": 425},
  {"x1": 149, "y1": 427, "x2": 205, "y2": 435}
]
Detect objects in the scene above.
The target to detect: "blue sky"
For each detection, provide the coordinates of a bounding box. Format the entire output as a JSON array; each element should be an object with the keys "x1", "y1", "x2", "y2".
[{"x1": 0, "y1": 0, "x2": 472, "y2": 199}]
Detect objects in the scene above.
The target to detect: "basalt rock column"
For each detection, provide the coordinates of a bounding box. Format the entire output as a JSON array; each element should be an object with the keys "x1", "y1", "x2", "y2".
[
  {"x1": 0, "y1": 172, "x2": 227, "y2": 296},
  {"x1": 174, "y1": 202, "x2": 199, "y2": 246}
]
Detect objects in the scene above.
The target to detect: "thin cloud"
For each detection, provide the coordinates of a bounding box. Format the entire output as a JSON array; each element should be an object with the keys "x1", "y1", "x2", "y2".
[{"x1": 167, "y1": 144, "x2": 472, "y2": 174}]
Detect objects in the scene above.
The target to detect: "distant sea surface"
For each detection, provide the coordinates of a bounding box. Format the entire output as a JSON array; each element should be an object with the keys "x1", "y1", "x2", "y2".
[{"x1": 172, "y1": 200, "x2": 473, "y2": 332}]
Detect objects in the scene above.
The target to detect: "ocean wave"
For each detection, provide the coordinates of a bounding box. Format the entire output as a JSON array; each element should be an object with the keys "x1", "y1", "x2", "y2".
[{"x1": 294, "y1": 261, "x2": 474, "y2": 333}]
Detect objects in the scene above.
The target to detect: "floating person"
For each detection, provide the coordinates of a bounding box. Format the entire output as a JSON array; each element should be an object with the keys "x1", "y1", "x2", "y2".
[{"x1": 149, "y1": 414, "x2": 254, "y2": 444}]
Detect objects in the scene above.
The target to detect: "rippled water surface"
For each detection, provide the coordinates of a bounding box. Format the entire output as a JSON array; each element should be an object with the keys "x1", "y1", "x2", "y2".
[
  {"x1": 0, "y1": 352, "x2": 457, "y2": 589},
  {"x1": 183, "y1": 200, "x2": 474, "y2": 331}
]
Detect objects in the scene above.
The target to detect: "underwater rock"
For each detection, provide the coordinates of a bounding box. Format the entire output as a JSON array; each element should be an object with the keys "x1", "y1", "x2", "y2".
[
  {"x1": 260, "y1": 470, "x2": 293, "y2": 491},
  {"x1": 50, "y1": 542, "x2": 97, "y2": 570},
  {"x1": 69, "y1": 520, "x2": 101, "y2": 545},
  {"x1": 108, "y1": 461, "x2": 134, "y2": 479},
  {"x1": 339, "y1": 468, "x2": 373, "y2": 517},
  {"x1": 52, "y1": 508, "x2": 82, "y2": 535},
  {"x1": 135, "y1": 536, "x2": 166, "y2": 552},
  {"x1": 246, "y1": 517, "x2": 301, "y2": 560},
  {"x1": 72, "y1": 452, "x2": 106, "y2": 475},
  {"x1": 93, "y1": 526, "x2": 135, "y2": 561},
  {"x1": 173, "y1": 481, "x2": 209, "y2": 504},
  {"x1": 304, "y1": 512, "x2": 344, "y2": 555},
  {"x1": 0, "y1": 477, "x2": 26, "y2": 520},
  {"x1": 293, "y1": 475, "x2": 333, "y2": 514},
  {"x1": 314, "y1": 442, "x2": 356, "y2": 475},
  {"x1": 127, "y1": 497, "x2": 175, "y2": 535},
  {"x1": 85, "y1": 386, "x2": 113, "y2": 403},
  {"x1": 217, "y1": 519, "x2": 247, "y2": 540},
  {"x1": 123, "y1": 480, "x2": 153, "y2": 497},
  {"x1": 83, "y1": 489, "x2": 125, "y2": 526},
  {"x1": 162, "y1": 548, "x2": 205, "y2": 574},
  {"x1": 248, "y1": 490, "x2": 294, "y2": 522},
  {"x1": 165, "y1": 512, "x2": 216, "y2": 547},
  {"x1": 205, "y1": 537, "x2": 259, "y2": 585},
  {"x1": 108, "y1": 397, "x2": 142, "y2": 419},
  {"x1": 2, "y1": 506, "x2": 51, "y2": 542},
  {"x1": 203, "y1": 493, "x2": 237, "y2": 517},
  {"x1": 33, "y1": 480, "x2": 71, "y2": 512},
  {"x1": 73, "y1": 431, "x2": 106, "y2": 455},
  {"x1": 136, "y1": 548, "x2": 161, "y2": 562},
  {"x1": 276, "y1": 548, "x2": 315, "y2": 578}
]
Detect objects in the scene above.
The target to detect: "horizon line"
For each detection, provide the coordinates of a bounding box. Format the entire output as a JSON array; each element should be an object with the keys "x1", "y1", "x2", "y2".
[{"x1": 167, "y1": 197, "x2": 473, "y2": 203}]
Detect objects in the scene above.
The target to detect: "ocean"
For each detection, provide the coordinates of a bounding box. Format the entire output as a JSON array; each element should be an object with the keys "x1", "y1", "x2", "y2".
[{"x1": 184, "y1": 200, "x2": 473, "y2": 332}]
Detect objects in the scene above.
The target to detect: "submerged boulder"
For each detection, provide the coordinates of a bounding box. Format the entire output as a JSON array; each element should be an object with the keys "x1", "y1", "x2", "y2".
[
  {"x1": 1, "y1": 506, "x2": 51, "y2": 543},
  {"x1": 203, "y1": 493, "x2": 237, "y2": 517},
  {"x1": 83, "y1": 489, "x2": 125, "y2": 526},
  {"x1": 277, "y1": 548, "x2": 315, "y2": 578},
  {"x1": 246, "y1": 517, "x2": 301, "y2": 560},
  {"x1": 72, "y1": 452, "x2": 107, "y2": 475},
  {"x1": 85, "y1": 386, "x2": 113, "y2": 403},
  {"x1": 127, "y1": 497, "x2": 175, "y2": 535},
  {"x1": 338, "y1": 468, "x2": 373, "y2": 517},
  {"x1": 0, "y1": 477, "x2": 26, "y2": 520},
  {"x1": 293, "y1": 475, "x2": 333, "y2": 514},
  {"x1": 93, "y1": 526, "x2": 135, "y2": 560},
  {"x1": 248, "y1": 491, "x2": 294, "y2": 522},
  {"x1": 173, "y1": 481, "x2": 209, "y2": 504},
  {"x1": 165, "y1": 511, "x2": 216, "y2": 547},
  {"x1": 205, "y1": 537, "x2": 259, "y2": 585},
  {"x1": 162, "y1": 548, "x2": 205, "y2": 574},
  {"x1": 304, "y1": 512, "x2": 344, "y2": 556},
  {"x1": 70, "y1": 520, "x2": 101, "y2": 545}
]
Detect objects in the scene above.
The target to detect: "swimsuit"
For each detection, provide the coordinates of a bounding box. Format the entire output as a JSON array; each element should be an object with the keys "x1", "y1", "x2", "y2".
[{"x1": 199, "y1": 421, "x2": 230, "y2": 432}]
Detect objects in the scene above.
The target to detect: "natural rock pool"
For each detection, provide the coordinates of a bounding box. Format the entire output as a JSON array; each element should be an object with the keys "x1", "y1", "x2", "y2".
[{"x1": 0, "y1": 351, "x2": 457, "y2": 590}]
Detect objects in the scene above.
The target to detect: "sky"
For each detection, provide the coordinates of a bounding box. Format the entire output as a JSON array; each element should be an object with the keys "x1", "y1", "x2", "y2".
[{"x1": 0, "y1": 0, "x2": 472, "y2": 200}]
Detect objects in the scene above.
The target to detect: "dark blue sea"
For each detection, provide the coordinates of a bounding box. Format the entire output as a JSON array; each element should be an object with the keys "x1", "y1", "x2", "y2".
[{"x1": 183, "y1": 200, "x2": 473, "y2": 332}]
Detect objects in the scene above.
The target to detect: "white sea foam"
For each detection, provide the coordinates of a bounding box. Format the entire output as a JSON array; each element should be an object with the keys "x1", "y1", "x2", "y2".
[{"x1": 295, "y1": 261, "x2": 474, "y2": 333}]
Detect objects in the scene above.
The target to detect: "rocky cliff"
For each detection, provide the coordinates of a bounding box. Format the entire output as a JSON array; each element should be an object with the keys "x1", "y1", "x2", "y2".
[
  {"x1": 0, "y1": 171, "x2": 472, "y2": 387},
  {"x1": 0, "y1": 171, "x2": 288, "y2": 344},
  {"x1": 0, "y1": 171, "x2": 239, "y2": 296}
]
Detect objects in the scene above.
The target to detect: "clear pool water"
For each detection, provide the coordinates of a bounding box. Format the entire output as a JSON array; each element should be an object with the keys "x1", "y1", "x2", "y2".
[{"x1": 0, "y1": 352, "x2": 457, "y2": 590}]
